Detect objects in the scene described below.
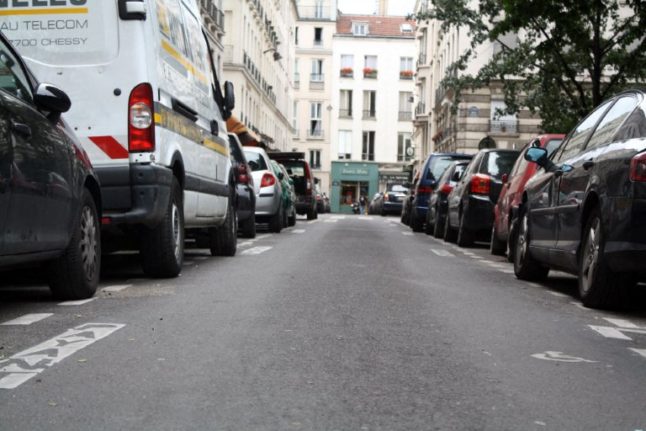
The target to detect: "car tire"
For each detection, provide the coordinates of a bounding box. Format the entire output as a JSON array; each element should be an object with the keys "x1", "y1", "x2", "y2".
[
  {"x1": 433, "y1": 212, "x2": 445, "y2": 238},
  {"x1": 48, "y1": 188, "x2": 100, "y2": 300},
  {"x1": 270, "y1": 205, "x2": 283, "y2": 233},
  {"x1": 239, "y1": 215, "x2": 256, "y2": 239},
  {"x1": 456, "y1": 211, "x2": 474, "y2": 247},
  {"x1": 443, "y1": 211, "x2": 457, "y2": 243},
  {"x1": 282, "y1": 204, "x2": 289, "y2": 228},
  {"x1": 141, "y1": 177, "x2": 184, "y2": 278},
  {"x1": 424, "y1": 207, "x2": 434, "y2": 235},
  {"x1": 210, "y1": 195, "x2": 237, "y2": 257},
  {"x1": 307, "y1": 204, "x2": 316, "y2": 220},
  {"x1": 578, "y1": 209, "x2": 633, "y2": 309},
  {"x1": 507, "y1": 217, "x2": 518, "y2": 263},
  {"x1": 513, "y1": 209, "x2": 548, "y2": 281},
  {"x1": 410, "y1": 209, "x2": 423, "y2": 232},
  {"x1": 490, "y1": 224, "x2": 506, "y2": 256}
]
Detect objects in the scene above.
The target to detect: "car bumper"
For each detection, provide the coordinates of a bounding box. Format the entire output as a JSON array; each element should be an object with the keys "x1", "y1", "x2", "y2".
[
  {"x1": 236, "y1": 185, "x2": 255, "y2": 221},
  {"x1": 383, "y1": 201, "x2": 403, "y2": 213},
  {"x1": 604, "y1": 197, "x2": 646, "y2": 274},
  {"x1": 295, "y1": 196, "x2": 314, "y2": 214},
  {"x1": 254, "y1": 186, "x2": 280, "y2": 216},
  {"x1": 464, "y1": 195, "x2": 495, "y2": 231}
]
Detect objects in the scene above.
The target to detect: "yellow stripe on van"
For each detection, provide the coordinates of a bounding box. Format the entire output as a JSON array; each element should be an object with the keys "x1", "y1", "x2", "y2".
[
  {"x1": 0, "y1": 8, "x2": 88, "y2": 16},
  {"x1": 160, "y1": 40, "x2": 208, "y2": 85},
  {"x1": 203, "y1": 138, "x2": 229, "y2": 156}
]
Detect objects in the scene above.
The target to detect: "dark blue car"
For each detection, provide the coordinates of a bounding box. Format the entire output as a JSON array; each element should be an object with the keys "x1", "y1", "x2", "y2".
[{"x1": 409, "y1": 153, "x2": 472, "y2": 232}]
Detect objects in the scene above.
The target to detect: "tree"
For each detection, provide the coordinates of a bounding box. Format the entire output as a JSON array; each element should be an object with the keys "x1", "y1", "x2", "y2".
[{"x1": 411, "y1": 0, "x2": 646, "y2": 132}]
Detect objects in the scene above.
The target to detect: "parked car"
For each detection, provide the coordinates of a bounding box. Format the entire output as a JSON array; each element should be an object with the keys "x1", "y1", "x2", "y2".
[
  {"x1": 322, "y1": 193, "x2": 331, "y2": 213},
  {"x1": 410, "y1": 153, "x2": 472, "y2": 231},
  {"x1": 268, "y1": 152, "x2": 318, "y2": 220},
  {"x1": 272, "y1": 160, "x2": 297, "y2": 227},
  {"x1": 491, "y1": 134, "x2": 564, "y2": 257},
  {"x1": 0, "y1": 0, "x2": 237, "y2": 275},
  {"x1": 0, "y1": 31, "x2": 101, "y2": 299},
  {"x1": 514, "y1": 90, "x2": 646, "y2": 308},
  {"x1": 227, "y1": 133, "x2": 256, "y2": 238},
  {"x1": 243, "y1": 147, "x2": 283, "y2": 233},
  {"x1": 445, "y1": 149, "x2": 520, "y2": 246},
  {"x1": 378, "y1": 184, "x2": 409, "y2": 216},
  {"x1": 425, "y1": 160, "x2": 471, "y2": 237}
]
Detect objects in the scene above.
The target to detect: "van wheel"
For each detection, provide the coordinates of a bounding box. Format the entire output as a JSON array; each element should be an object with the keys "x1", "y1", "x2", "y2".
[
  {"x1": 513, "y1": 209, "x2": 548, "y2": 281},
  {"x1": 578, "y1": 209, "x2": 633, "y2": 309},
  {"x1": 270, "y1": 206, "x2": 283, "y2": 233},
  {"x1": 490, "y1": 224, "x2": 506, "y2": 256},
  {"x1": 239, "y1": 216, "x2": 256, "y2": 238},
  {"x1": 210, "y1": 196, "x2": 237, "y2": 257},
  {"x1": 141, "y1": 177, "x2": 184, "y2": 278},
  {"x1": 48, "y1": 189, "x2": 100, "y2": 300}
]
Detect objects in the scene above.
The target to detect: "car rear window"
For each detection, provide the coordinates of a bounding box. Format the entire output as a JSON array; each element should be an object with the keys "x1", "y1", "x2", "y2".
[
  {"x1": 243, "y1": 150, "x2": 268, "y2": 171},
  {"x1": 281, "y1": 161, "x2": 306, "y2": 176},
  {"x1": 426, "y1": 156, "x2": 470, "y2": 181},
  {"x1": 482, "y1": 151, "x2": 519, "y2": 179}
]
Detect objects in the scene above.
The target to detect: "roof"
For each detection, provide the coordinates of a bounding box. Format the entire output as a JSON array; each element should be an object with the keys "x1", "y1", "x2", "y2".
[{"x1": 336, "y1": 14, "x2": 416, "y2": 38}]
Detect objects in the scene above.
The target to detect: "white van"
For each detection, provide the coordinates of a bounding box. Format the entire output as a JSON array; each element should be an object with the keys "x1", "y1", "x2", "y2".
[{"x1": 0, "y1": 0, "x2": 237, "y2": 276}]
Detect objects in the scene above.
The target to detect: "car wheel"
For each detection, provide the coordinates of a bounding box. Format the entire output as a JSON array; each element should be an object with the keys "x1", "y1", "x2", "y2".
[
  {"x1": 424, "y1": 207, "x2": 434, "y2": 235},
  {"x1": 210, "y1": 194, "x2": 238, "y2": 257},
  {"x1": 239, "y1": 215, "x2": 256, "y2": 239},
  {"x1": 270, "y1": 205, "x2": 283, "y2": 233},
  {"x1": 456, "y1": 210, "x2": 474, "y2": 247},
  {"x1": 48, "y1": 188, "x2": 100, "y2": 300},
  {"x1": 443, "y1": 211, "x2": 457, "y2": 243},
  {"x1": 141, "y1": 177, "x2": 184, "y2": 278},
  {"x1": 513, "y1": 209, "x2": 548, "y2": 281},
  {"x1": 410, "y1": 209, "x2": 423, "y2": 232},
  {"x1": 490, "y1": 223, "x2": 506, "y2": 256},
  {"x1": 307, "y1": 204, "x2": 316, "y2": 220},
  {"x1": 578, "y1": 209, "x2": 633, "y2": 309},
  {"x1": 282, "y1": 204, "x2": 289, "y2": 228},
  {"x1": 507, "y1": 216, "x2": 518, "y2": 263},
  {"x1": 433, "y1": 212, "x2": 445, "y2": 238}
]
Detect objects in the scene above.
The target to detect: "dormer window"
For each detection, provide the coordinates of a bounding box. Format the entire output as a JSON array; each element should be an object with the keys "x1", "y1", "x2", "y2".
[
  {"x1": 352, "y1": 22, "x2": 368, "y2": 36},
  {"x1": 401, "y1": 23, "x2": 413, "y2": 33}
]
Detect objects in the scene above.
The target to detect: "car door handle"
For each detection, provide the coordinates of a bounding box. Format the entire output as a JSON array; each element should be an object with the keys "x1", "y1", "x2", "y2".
[
  {"x1": 582, "y1": 160, "x2": 595, "y2": 170},
  {"x1": 11, "y1": 121, "x2": 32, "y2": 138}
]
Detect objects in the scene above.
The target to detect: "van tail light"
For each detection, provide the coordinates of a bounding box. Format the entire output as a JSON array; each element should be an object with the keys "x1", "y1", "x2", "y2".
[
  {"x1": 629, "y1": 152, "x2": 646, "y2": 182},
  {"x1": 471, "y1": 174, "x2": 491, "y2": 195},
  {"x1": 440, "y1": 183, "x2": 454, "y2": 195},
  {"x1": 128, "y1": 83, "x2": 155, "y2": 152},
  {"x1": 260, "y1": 173, "x2": 276, "y2": 188},
  {"x1": 237, "y1": 164, "x2": 250, "y2": 185},
  {"x1": 416, "y1": 185, "x2": 433, "y2": 195}
]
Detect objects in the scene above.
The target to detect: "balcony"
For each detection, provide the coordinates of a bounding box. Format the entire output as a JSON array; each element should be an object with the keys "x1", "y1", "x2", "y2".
[
  {"x1": 489, "y1": 119, "x2": 518, "y2": 134},
  {"x1": 362, "y1": 110, "x2": 376, "y2": 120},
  {"x1": 417, "y1": 53, "x2": 427, "y2": 67},
  {"x1": 309, "y1": 73, "x2": 324, "y2": 90},
  {"x1": 339, "y1": 109, "x2": 353, "y2": 118},
  {"x1": 400, "y1": 70, "x2": 414, "y2": 80},
  {"x1": 199, "y1": 0, "x2": 225, "y2": 32},
  {"x1": 340, "y1": 68, "x2": 354, "y2": 78},
  {"x1": 297, "y1": 6, "x2": 332, "y2": 20},
  {"x1": 398, "y1": 111, "x2": 412, "y2": 121},
  {"x1": 363, "y1": 68, "x2": 378, "y2": 79},
  {"x1": 415, "y1": 102, "x2": 426, "y2": 116}
]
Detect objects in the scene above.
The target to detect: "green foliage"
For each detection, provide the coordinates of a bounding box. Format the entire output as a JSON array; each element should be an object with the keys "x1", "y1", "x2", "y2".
[{"x1": 412, "y1": 0, "x2": 646, "y2": 132}]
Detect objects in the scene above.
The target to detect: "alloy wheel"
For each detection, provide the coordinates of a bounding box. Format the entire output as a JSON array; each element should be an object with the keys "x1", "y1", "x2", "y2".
[
  {"x1": 580, "y1": 217, "x2": 601, "y2": 295},
  {"x1": 79, "y1": 205, "x2": 98, "y2": 281}
]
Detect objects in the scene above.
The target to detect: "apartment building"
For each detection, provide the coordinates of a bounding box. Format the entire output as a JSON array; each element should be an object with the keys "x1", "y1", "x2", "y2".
[
  {"x1": 292, "y1": 0, "x2": 337, "y2": 195},
  {"x1": 330, "y1": 14, "x2": 416, "y2": 213},
  {"x1": 199, "y1": 0, "x2": 225, "y2": 78},
  {"x1": 221, "y1": 0, "x2": 298, "y2": 151},
  {"x1": 412, "y1": 0, "x2": 542, "y2": 163}
]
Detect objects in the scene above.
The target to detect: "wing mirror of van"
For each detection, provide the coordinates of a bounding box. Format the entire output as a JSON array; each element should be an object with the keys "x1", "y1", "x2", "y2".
[
  {"x1": 34, "y1": 83, "x2": 71, "y2": 115},
  {"x1": 224, "y1": 81, "x2": 235, "y2": 114}
]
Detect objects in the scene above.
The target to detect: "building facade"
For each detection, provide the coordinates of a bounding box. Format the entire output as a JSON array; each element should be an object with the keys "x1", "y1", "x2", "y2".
[{"x1": 330, "y1": 14, "x2": 416, "y2": 213}]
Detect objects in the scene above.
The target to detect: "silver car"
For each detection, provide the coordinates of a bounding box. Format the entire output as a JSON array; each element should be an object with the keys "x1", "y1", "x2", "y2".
[{"x1": 243, "y1": 147, "x2": 284, "y2": 233}]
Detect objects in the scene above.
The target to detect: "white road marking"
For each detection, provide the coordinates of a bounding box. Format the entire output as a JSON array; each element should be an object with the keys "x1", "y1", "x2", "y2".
[
  {"x1": 531, "y1": 351, "x2": 597, "y2": 363},
  {"x1": 430, "y1": 249, "x2": 455, "y2": 257},
  {"x1": 291, "y1": 229, "x2": 306, "y2": 234},
  {"x1": 1, "y1": 314, "x2": 53, "y2": 326},
  {"x1": 58, "y1": 298, "x2": 97, "y2": 306},
  {"x1": 324, "y1": 219, "x2": 338, "y2": 223},
  {"x1": 402, "y1": 232, "x2": 414, "y2": 236},
  {"x1": 498, "y1": 269, "x2": 515, "y2": 274},
  {"x1": 547, "y1": 292, "x2": 569, "y2": 298},
  {"x1": 0, "y1": 323, "x2": 125, "y2": 389},
  {"x1": 588, "y1": 325, "x2": 634, "y2": 340},
  {"x1": 570, "y1": 301, "x2": 591, "y2": 311},
  {"x1": 629, "y1": 348, "x2": 646, "y2": 359},
  {"x1": 238, "y1": 240, "x2": 254, "y2": 248},
  {"x1": 307, "y1": 219, "x2": 320, "y2": 224},
  {"x1": 470, "y1": 255, "x2": 483, "y2": 260},
  {"x1": 240, "y1": 246, "x2": 273, "y2": 256},
  {"x1": 603, "y1": 318, "x2": 639, "y2": 329},
  {"x1": 254, "y1": 234, "x2": 271, "y2": 241},
  {"x1": 102, "y1": 284, "x2": 132, "y2": 293}
]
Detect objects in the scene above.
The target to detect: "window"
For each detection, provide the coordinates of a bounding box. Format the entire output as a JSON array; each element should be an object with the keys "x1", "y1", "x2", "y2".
[
  {"x1": 310, "y1": 150, "x2": 321, "y2": 169},
  {"x1": 362, "y1": 131, "x2": 375, "y2": 161},
  {"x1": 352, "y1": 22, "x2": 368, "y2": 36},
  {"x1": 554, "y1": 100, "x2": 613, "y2": 163},
  {"x1": 363, "y1": 91, "x2": 376, "y2": 119},
  {"x1": 314, "y1": 27, "x2": 323, "y2": 46},
  {"x1": 293, "y1": 58, "x2": 299, "y2": 85},
  {"x1": 399, "y1": 92, "x2": 413, "y2": 121},
  {"x1": 0, "y1": 47, "x2": 33, "y2": 103},
  {"x1": 314, "y1": 0, "x2": 324, "y2": 18},
  {"x1": 615, "y1": 105, "x2": 646, "y2": 142},
  {"x1": 340, "y1": 90, "x2": 353, "y2": 118},
  {"x1": 397, "y1": 133, "x2": 413, "y2": 161},
  {"x1": 490, "y1": 100, "x2": 517, "y2": 133},
  {"x1": 309, "y1": 102, "x2": 322, "y2": 137},
  {"x1": 401, "y1": 23, "x2": 413, "y2": 33},
  {"x1": 311, "y1": 59, "x2": 323, "y2": 82},
  {"x1": 400, "y1": 57, "x2": 414, "y2": 79},
  {"x1": 340, "y1": 54, "x2": 353, "y2": 77},
  {"x1": 295, "y1": 26, "x2": 299, "y2": 45},
  {"x1": 364, "y1": 55, "x2": 377, "y2": 78},
  {"x1": 338, "y1": 130, "x2": 352, "y2": 159},
  {"x1": 292, "y1": 101, "x2": 298, "y2": 131},
  {"x1": 586, "y1": 96, "x2": 640, "y2": 150}
]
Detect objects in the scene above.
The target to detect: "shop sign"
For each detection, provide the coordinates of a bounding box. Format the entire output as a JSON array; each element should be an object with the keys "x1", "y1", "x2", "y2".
[{"x1": 341, "y1": 168, "x2": 369, "y2": 176}]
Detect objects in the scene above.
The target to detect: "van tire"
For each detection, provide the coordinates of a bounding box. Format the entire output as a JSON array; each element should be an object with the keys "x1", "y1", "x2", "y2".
[
  {"x1": 239, "y1": 216, "x2": 256, "y2": 238},
  {"x1": 210, "y1": 196, "x2": 237, "y2": 257},
  {"x1": 48, "y1": 189, "x2": 100, "y2": 300},
  {"x1": 141, "y1": 177, "x2": 184, "y2": 278}
]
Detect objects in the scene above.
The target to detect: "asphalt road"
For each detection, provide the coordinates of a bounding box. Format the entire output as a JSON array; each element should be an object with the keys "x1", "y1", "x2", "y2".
[{"x1": 1, "y1": 213, "x2": 646, "y2": 431}]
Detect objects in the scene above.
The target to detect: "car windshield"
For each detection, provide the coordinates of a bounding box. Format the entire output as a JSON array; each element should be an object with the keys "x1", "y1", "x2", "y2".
[
  {"x1": 483, "y1": 151, "x2": 519, "y2": 178},
  {"x1": 427, "y1": 156, "x2": 469, "y2": 181},
  {"x1": 389, "y1": 185, "x2": 408, "y2": 193},
  {"x1": 243, "y1": 150, "x2": 268, "y2": 171}
]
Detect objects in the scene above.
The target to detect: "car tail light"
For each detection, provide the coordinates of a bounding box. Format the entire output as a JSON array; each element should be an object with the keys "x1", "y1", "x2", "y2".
[
  {"x1": 440, "y1": 183, "x2": 454, "y2": 194},
  {"x1": 237, "y1": 164, "x2": 250, "y2": 184},
  {"x1": 630, "y1": 152, "x2": 646, "y2": 182},
  {"x1": 128, "y1": 83, "x2": 155, "y2": 152},
  {"x1": 305, "y1": 163, "x2": 313, "y2": 195},
  {"x1": 260, "y1": 172, "x2": 276, "y2": 188},
  {"x1": 417, "y1": 185, "x2": 433, "y2": 195},
  {"x1": 471, "y1": 174, "x2": 491, "y2": 195}
]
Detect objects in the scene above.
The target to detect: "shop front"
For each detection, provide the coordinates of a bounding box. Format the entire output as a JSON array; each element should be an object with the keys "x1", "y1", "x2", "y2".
[{"x1": 330, "y1": 162, "x2": 379, "y2": 213}]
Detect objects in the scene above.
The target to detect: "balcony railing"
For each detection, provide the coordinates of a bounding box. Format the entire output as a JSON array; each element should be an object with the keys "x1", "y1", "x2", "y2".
[
  {"x1": 415, "y1": 102, "x2": 426, "y2": 116},
  {"x1": 363, "y1": 109, "x2": 376, "y2": 119},
  {"x1": 490, "y1": 119, "x2": 518, "y2": 134},
  {"x1": 398, "y1": 111, "x2": 412, "y2": 121},
  {"x1": 199, "y1": 0, "x2": 225, "y2": 30},
  {"x1": 339, "y1": 109, "x2": 353, "y2": 118},
  {"x1": 417, "y1": 53, "x2": 427, "y2": 66}
]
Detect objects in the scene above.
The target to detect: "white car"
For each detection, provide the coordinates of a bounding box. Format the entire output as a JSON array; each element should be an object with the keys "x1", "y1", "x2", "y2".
[{"x1": 243, "y1": 147, "x2": 284, "y2": 233}]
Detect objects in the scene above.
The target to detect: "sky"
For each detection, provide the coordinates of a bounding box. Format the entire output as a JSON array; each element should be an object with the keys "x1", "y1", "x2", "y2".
[{"x1": 337, "y1": 0, "x2": 417, "y2": 16}]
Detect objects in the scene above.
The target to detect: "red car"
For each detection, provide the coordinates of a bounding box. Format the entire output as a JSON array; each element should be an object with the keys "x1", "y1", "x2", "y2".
[{"x1": 490, "y1": 134, "x2": 565, "y2": 257}]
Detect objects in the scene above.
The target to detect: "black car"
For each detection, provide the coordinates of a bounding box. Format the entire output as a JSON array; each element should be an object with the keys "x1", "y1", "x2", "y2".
[
  {"x1": 268, "y1": 152, "x2": 317, "y2": 220},
  {"x1": 0, "y1": 32, "x2": 101, "y2": 299},
  {"x1": 425, "y1": 160, "x2": 470, "y2": 238},
  {"x1": 228, "y1": 133, "x2": 256, "y2": 238},
  {"x1": 445, "y1": 149, "x2": 520, "y2": 247},
  {"x1": 514, "y1": 90, "x2": 646, "y2": 308}
]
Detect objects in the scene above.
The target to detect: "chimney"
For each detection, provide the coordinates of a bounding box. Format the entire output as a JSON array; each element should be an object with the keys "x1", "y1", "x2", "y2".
[{"x1": 378, "y1": 0, "x2": 388, "y2": 16}]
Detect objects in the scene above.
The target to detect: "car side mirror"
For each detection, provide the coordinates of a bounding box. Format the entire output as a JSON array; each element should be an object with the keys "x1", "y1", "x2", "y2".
[
  {"x1": 525, "y1": 147, "x2": 548, "y2": 167},
  {"x1": 277, "y1": 172, "x2": 284, "y2": 180},
  {"x1": 34, "y1": 83, "x2": 71, "y2": 115},
  {"x1": 501, "y1": 173, "x2": 509, "y2": 184}
]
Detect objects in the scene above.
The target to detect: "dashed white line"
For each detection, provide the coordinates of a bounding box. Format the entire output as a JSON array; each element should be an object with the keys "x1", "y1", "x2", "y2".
[
  {"x1": 402, "y1": 232, "x2": 414, "y2": 236},
  {"x1": 291, "y1": 229, "x2": 306, "y2": 234},
  {"x1": 588, "y1": 325, "x2": 633, "y2": 340},
  {"x1": 102, "y1": 285, "x2": 132, "y2": 293},
  {"x1": 547, "y1": 292, "x2": 569, "y2": 298},
  {"x1": 58, "y1": 298, "x2": 97, "y2": 306},
  {"x1": 1, "y1": 313, "x2": 53, "y2": 326},
  {"x1": 603, "y1": 318, "x2": 639, "y2": 329},
  {"x1": 629, "y1": 348, "x2": 646, "y2": 359},
  {"x1": 238, "y1": 240, "x2": 253, "y2": 248},
  {"x1": 430, "y1": 249, "x2": 455, "y2": 257},
  {"x1": 240, "y1": 246, "x2": 273, "y2": 256}
]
